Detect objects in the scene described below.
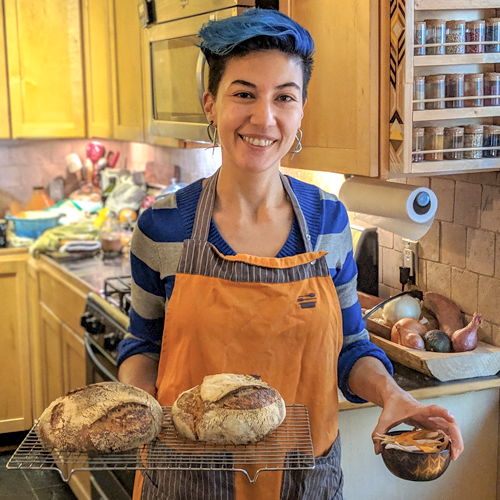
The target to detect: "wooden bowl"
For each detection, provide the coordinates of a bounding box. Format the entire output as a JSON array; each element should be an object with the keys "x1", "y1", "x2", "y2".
[{"x1": 381, "y1": 430, "x2": 451, "y2": 482}]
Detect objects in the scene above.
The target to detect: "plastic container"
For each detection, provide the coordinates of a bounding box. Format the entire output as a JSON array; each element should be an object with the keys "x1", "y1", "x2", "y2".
[
  {"x1": 425, "y1": 19, "x2": 446, "y2": 55},
  {"x1": 464, "y1": 125, "x2": 484, "y2": 159},
  {"x1": 443, "y1": 127, "x2": 464, "y2": 160},
  {"x1": 424, "y1": 127, "x2": 445, "y2": 161},
  {"x1": 413, "y1": 76, "x2": 425, "y2": 110},
  {"x1": 446, "y1": 74, "x2": 464, "y2": 108},
  {"x1": 486, "y1": 18, "x2": 500, "y2": 52},
  {"x1": 412, "y1": 128, "x2": 424, "y2": 163},
  {"x1": 483, "y1": 125, "x2": 500, "y2": 157},
  {"x1": 23, "y1": 187, "x2": 55, "y2": 211},
  {"x1": 466, "y1": 20, "x2": 485, "y2": 53},
  {"x1": 484, "y1": 73, "x2": 500, "y2": 106},
  {"x1": 446, "y1": 20, "x2": 466, "y2": 54},
  {"x1": 425, "y1": 75, "x2": 446, "y2": 109},
  {"x1": 414, "y1": 21, "x2": 426, "y2": 55},
  {"x1": 464, "y1": 73, "x2": 484, "y2": 107},
  {"x1": 5, "y1": 213, "x2": 62, "y2": 239}
]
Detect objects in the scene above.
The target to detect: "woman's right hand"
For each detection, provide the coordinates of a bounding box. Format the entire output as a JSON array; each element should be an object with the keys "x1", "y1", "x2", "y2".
[{"x1": 118, "y1": 354, "x2": 159, "y2": 398}]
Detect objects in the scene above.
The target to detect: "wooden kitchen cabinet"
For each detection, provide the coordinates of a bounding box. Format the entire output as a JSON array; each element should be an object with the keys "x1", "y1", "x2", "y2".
[
  {"x1": 4, "y1": 0, "x2": 85, "y2": 138},
  {"x1": 0, "y1": 251, "x2": 32, "y2": 433},
  {"x1": 279, "y1": 0, "x2": 388, "y2": 177},
  {"x1": 109, "y1": 0, "x2": 145, "y2": 142},
  {"x1": 0, "y1": 0, "x2": 10, "y2": 138}
]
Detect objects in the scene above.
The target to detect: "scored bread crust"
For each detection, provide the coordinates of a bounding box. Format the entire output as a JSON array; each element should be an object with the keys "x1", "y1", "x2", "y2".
[
  {"x1": 171, "y1": 374, "x2": 286, "y2": 445},
  {"x1": 37, "y1": 382, "x2": 164, "y2": 452}
]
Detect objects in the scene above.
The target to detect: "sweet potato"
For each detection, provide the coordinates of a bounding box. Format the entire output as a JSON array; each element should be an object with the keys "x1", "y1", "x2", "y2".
[{"x1": 422, "y1": 292, "x2": 465, "y2": 336}]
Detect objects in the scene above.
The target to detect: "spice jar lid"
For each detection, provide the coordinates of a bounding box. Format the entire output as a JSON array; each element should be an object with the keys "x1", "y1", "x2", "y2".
[
  {"x1": 424, "y1": 126, "x2": 445, "y2": 134},
  {"x1": 446, "y1": 20, "x2": 466, "y2": 29},
  {"x1": 446, "y1": 73, "x2": 465, "y2": 80},
  {"x1": 485, "y1": 72, "x2": 500, "y2": 81},
  {"x1": 466, "y1": 20, "x2": 486, "y2": 28},
  {"x1": 414, "y1": 75, "x2": 425, "y2": 83},
  {"x1": 425, "y1": 19, "x2": 446, "y2": 27},
  {"x1": 465, "y1": 73, "x2": 484, "y2": 81},
  {"x1": 486, "y1": 18, "x2": 500, "y2": 26},
  {"x1": 464, "y1": 124, "x2": 484, "y2": 133},
  {"x1": 415, "y1": 21, "x2": 426, "y2": 28},
  {"x1": 413, "y1": 128, "x2": 425, "y2": 136},
  {"x1": 444, "y1": 127, "x2": 464, "y2": 135},
  {"x1": 425, "y1": 74, "x2": 446, "y2": 82},
  {"x1": 483, "y1": 125, "x2": 500, "y2": 133}
]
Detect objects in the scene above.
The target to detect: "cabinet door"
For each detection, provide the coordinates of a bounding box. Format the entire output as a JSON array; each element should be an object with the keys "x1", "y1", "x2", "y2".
[
  {"x1": 4, "y1": 0, "x2": 85, "y2": 138},
  {"x1": 62, "y1": 324, "x2": 86, "y2": 394},
  {"x1": 82, "y1": 0, "x2": 113, "y2": 138},
  {"x1": 0, "y1": 257, "x2": 31, "y2": 433},
  {"x1": 39, "y1": 303, "x2": 64, "y2": 409},
  {"x1": 0, "y1": 1, "x2": 10, "y2": 138},
  {"x1": 109, "y1": 0, "x2": 144, "y2": 142},
  {"x1": 279, "y1": 0, "x2": 382, "y2": 176}
]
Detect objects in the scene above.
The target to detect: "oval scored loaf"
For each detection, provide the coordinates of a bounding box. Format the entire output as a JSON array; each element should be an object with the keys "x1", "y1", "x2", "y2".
[
  {"x1": 171, "y1": 373, "x2": 286, "y2": 445},
  {"x1": 37, "y1": 382, "x2": 164, "y2": 452}
]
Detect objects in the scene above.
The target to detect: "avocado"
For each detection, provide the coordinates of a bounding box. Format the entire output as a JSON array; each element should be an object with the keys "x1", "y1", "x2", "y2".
[{"x1": 423, "y1": 330, "x2": 452, "y2": 353}]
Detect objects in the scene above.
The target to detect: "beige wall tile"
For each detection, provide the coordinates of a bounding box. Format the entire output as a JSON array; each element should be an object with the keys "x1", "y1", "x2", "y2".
[
  {"x1": 490, "y1": 323, "x2": 500, "y2": 347},
  {"x1": 394, "y1": 235, "x2": 404, "y2": 252},
  {"x1": 478, "y1": 275, "x2": 500, "y2": 323},
  {"x1": 495, "y1": 238, "x2": 500, "y2": 279},
  {"x1": 467, "y1": 172, "x2": 500, "y2": 185},
  {"x1": 467, "y1": 228, "x2": 495, "y2": 276},
  {"x1": 378, "y1": 283, "x2": 392, "y2": 299},
  {"x1": 451, "y1": 267, "x2": 478, "y2": 315},
  {"x1": 377, "y1": 228, "x2": 393, "y2": 249},
  {"x1": 441, "y1": 222, "x2": 466, "y2": 268},
  {"x1": 419, "y1": 220, "x2": 440, "y2": 262},
  {"x1": 481, "y1": 185, "x2": 500, "y2": 232},
  {"x1": 417, "y1": 258, "x2": 427, "y2": 291},
  {"x1": 454, "y1": 181, "x2": 481, "y2": 227},
  {"x1": 407, "y1": 177, "x2": 430, "y2": 188},
  {"x1": 430, "y1": 177, "x2": 454, "y2": 222},
  {"x1": 478, "y1": 320, "x2": 493, "y2": 344},
  {"x1": 382, "y1": 247, "x2": 402, "y2": 290},
  {"x1": 426, "y1": 261, "x2": 451, "y2": 296}
]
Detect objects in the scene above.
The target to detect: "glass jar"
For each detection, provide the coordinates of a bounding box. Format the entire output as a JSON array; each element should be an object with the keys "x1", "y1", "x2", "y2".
[
  {"x1": 413, "y1": 76, "x2": 425, "y2": 110},
  {"x1": 414, "y1": 21, "x2": 426, "y2": 55},
  {"x1": 466, "y1": 20, "x2": 485, "y2": 53},
  {"x1": 424, "y1": 127, "x2": 444, "y2": 161},
  {"x1": 425, "y1": 75, "x2": 446, "y2": 109},
  {"x1": 412, "y1": 128, "x2": 424, "y2": 162},
  {"x1": 464, "y1": 73, "x2": 484, "y2": 107},
  {"x1": 483, "y1": 125, "x2": 500, "y2": 157},
  {"x1": 446, "y1": 74, "x2": 464, "y2": 108},
  {"x1": 464, "y1": 125, "x2": 484, "y2": 159},
  {"x1": 425, "y1": 19, "x2": 446, "y2": 55},
  {"x1": 446, "y1": 20, "x2": 466, "y2": 54},
  {"x1": 486, "y1": 18, "x2": 500, "y2": 53},
  {"x1": 443, "y1": 127, "x2": 464, "y2": 160},
  {"x1": 100, "y1": 218, "x2": 122, "y2": 260},
  {"x1": 484, "y1": 73, "x2": 500, "y2": 106}
]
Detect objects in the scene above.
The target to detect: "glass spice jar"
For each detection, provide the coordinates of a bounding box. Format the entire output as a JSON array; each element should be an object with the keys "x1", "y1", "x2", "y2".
[
  {"x1": 466, "y1": 20, "x2": 485, "y2": 53},
  {"x1": 464, "y1": 73, "x2": 484, "y2": 107},
  {"x1": 425, "y1": 19, "x2": 446, "y2": 55},
  {"x1": 483, "y1": 125, "x2": 500, "y2": 157},
  {"x1": 446, "y1": 20, "x2": 466, "y2": 54},
  {"x1": 414, "y1": 21, "x2": 426, "y2": 55},
  {"x1": 424, "y1": 127, "x2": 444, "y2": 161},
  {"x1": 484, "y1": 73, "x2": 500, "y2": 106},
  {"x1": 412, "y1": 128, "x2": 424, "y2": 162},
  {"x1": 443, "y1": 127, "x2": 464, "y2": 160},
  {"x1": 485, "y1": 18, "x2": 500, "y2": 53},
  {"x1": 464, "y1": 125, "x2": 484, "y2": 159},
  {"x1": 413, "y1": 76, "x2": 425, "y2": 110},
  {"x1": 425, "y1": 75, "x2": 446, "y2": 109},
  {"x1": 446, "y1": 73, "x2": 464, "y2": 108}
]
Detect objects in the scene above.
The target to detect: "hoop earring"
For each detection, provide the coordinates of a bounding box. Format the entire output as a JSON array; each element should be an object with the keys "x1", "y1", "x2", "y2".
[
  {"x1": 292, "y1": 129, "x2": 303, "y2": 156},
  {"x1": 206, "y1": 121, "x2": 219, "y2": 150}
]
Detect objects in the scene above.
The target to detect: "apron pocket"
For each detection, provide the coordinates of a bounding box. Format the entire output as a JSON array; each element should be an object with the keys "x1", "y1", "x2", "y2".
[{"x1": 280, "y1": 433, "x2": 343, "y2": 500}]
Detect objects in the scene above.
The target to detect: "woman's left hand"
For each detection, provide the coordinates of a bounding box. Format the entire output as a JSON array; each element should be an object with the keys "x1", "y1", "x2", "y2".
[{"x1": 372, "y1": 391, "x2": 464, "y2": 460}]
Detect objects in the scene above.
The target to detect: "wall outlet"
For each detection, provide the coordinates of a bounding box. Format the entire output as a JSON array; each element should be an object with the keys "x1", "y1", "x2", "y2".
[{"x1": 402, "y1": 239, "x2": 419, "y2": 285}]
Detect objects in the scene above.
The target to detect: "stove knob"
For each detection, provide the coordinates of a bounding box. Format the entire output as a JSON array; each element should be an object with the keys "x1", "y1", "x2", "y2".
[
  {"x1": 104, "y1": 335, "x2": 120, "y2": 352},
  {"x1": 87, "y1": 317, "x2": 106, "y2": 334},
  {"x1": 80, "y1": 311, "x2": 92, "y2": 329}
]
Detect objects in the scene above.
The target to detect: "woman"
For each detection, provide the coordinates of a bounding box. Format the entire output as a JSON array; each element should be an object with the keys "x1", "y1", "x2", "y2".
[{"x1": 118, "y1": 9, "x2": 463, "y2": 499}]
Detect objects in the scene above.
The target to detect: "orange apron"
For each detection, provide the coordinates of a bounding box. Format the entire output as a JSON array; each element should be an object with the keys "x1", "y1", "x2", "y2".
[{"x1": 134, "y1": 170, "x2": 344, "y2": 500}]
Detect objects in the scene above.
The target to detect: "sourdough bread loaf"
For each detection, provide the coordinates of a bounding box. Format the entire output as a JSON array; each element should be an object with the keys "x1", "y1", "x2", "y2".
[
  {"x1": 37, "y1": 382, "x2": 163, "y2": 452},
  {"x1": 171, "y1": 374, "x2": 286, "y2": 445}
]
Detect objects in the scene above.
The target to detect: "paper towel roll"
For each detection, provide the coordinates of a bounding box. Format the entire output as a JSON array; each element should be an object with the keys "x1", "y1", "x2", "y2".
[{"x1": 338, "y1": 177, "x2": 438, "y2": 240}]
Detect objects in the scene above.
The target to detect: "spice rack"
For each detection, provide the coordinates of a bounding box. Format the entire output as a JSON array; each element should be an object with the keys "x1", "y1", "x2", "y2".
[{"x1": 389, "y1": 0, "x2": 500, "y2": 175}]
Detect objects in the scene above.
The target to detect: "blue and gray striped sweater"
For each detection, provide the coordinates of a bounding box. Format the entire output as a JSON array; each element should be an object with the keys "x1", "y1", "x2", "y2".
[{"x1": 118, "y1": 175, "x2": 393, "y2": 403}]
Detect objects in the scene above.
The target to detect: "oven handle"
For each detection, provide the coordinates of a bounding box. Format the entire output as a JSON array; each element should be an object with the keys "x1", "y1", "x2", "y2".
[{"x1": 85, "y1": 335, "x2": 119, "y2": 383}]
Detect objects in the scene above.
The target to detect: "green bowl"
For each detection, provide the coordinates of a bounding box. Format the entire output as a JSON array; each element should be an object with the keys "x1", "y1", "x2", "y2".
[{"x1": 381, "y1": 430, "x2": 451, "y2": 482}]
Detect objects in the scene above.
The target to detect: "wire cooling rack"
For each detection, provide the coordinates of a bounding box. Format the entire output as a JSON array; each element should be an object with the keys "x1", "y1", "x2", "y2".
[{"x1": 7, "y1": 405, "x2": 314, "y2": 483}]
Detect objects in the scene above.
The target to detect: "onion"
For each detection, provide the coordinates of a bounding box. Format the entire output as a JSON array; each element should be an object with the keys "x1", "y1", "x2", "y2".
[{"x1": 382, "y1": 295, "x2": 421, "y2": 326}]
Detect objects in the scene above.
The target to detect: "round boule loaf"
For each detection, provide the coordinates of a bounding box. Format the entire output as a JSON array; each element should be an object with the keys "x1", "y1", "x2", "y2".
[
  {"x1": 37, "y1": 382, "x2": 164, "y2": 452},
  {"x1": 171, "y1": 374, "x2": 286, "y2": 445}
]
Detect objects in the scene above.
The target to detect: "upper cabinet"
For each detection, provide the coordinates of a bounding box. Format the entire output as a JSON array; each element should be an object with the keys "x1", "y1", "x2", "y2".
[
  {"x1": 279, "y1": 0, "x2": 386, "y2": 177},
  {"x1": 0, "y1": 1, "x2": 10, "y2": 139},
  {"x1": 4, "y1": 0, "x2": 85, "y2": 138},
  {"x1": 82, "y1": 0, "x2": 113, "y2": 139},
  {"x1": 109, "y1": 0, "x2": 144, "y2": 142}
]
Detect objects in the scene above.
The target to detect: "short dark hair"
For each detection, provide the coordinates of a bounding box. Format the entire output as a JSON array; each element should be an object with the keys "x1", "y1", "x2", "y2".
[{"x1": 199, "y1": 9, "x2": 314, "y2": 102}]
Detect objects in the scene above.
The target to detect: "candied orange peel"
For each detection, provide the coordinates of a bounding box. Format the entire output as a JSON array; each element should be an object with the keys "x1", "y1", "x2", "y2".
[{"x1": 374, "y1": 428, "x2": 450, "y2": 453}]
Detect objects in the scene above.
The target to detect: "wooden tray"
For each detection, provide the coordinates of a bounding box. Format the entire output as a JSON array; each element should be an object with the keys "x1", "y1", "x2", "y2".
[{"x1": 366, "y1": 319, "x2": 500, "y2": 381}]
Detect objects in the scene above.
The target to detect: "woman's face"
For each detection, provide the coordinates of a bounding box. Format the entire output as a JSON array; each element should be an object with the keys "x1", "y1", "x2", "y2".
[{"x1": 204, "y1": 50, "x2": 305, "y2": 175}]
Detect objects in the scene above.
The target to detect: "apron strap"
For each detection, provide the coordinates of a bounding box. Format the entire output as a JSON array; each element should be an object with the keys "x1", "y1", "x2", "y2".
[{"x1": 191, "y1": 169, "x2": 313, "y2": 253}]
